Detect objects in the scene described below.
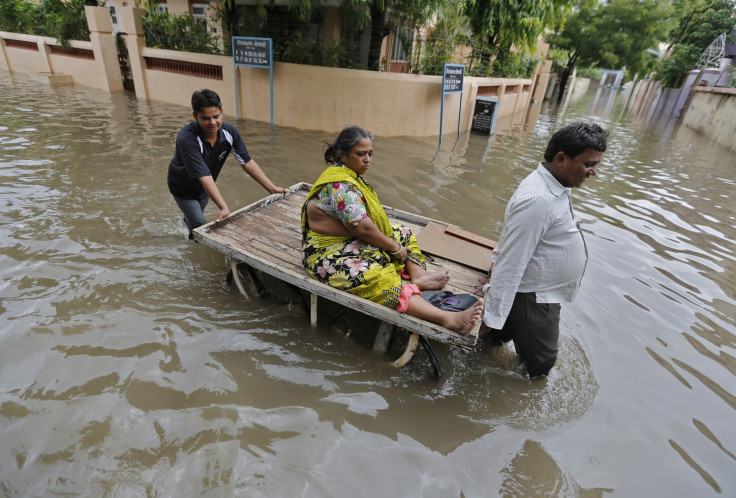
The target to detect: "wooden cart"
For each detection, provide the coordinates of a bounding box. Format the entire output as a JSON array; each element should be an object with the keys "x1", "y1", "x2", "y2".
[{"x1": 194, "y1": 183, "x2": 493, "y2": 377}]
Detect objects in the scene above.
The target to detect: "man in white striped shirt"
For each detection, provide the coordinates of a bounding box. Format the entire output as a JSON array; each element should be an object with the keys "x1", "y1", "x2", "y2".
[{"x1": 480, "y1": 122, "x2": 608, "y2": 379}]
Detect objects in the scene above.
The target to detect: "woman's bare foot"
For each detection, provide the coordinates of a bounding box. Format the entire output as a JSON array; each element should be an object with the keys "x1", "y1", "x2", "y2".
[
  {"x1": 443, "y1": 300, "x2": 483, "y2": 335},
  {"x1": 411, "y1": 268, "x2": 450, "y2": 290}
]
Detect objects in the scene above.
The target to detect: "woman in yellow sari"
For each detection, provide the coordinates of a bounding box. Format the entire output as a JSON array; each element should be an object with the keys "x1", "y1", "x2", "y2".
[{"x1": 301, "y1": 126, "x2": 482, "y2": 334}]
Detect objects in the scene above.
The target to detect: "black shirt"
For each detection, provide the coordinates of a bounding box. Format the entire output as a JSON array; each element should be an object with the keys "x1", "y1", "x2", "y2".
[{"x1": 167, "y1": 121, "x2": 252, "y2": 200}]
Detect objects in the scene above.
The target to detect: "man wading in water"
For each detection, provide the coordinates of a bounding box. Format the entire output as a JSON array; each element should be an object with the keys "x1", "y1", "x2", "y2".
[
  {"x1": 480, "y1": 122, "x2": 608, "y2": 379},
  {"x1": 167, "y1": 89, "x2": 285, "y2": 239}
]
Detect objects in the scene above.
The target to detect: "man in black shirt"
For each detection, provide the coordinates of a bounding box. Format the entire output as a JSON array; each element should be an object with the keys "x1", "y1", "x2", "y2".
[{"x1": 167, "y1": 89, "x2": 285, "y2": 239}]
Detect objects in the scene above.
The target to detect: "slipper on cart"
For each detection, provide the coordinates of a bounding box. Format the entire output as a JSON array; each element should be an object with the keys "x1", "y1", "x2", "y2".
[{"x1": 420, "y1": 290, "x2": 478, "y2": 312}]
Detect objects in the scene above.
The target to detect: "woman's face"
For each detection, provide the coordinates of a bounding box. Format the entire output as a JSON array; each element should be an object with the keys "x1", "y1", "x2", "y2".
[{"x1": 342, "y1": 137, "x2": 373, "y2": 176}]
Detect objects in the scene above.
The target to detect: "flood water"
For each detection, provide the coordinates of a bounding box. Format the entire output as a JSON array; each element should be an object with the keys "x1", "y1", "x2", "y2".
[{"x1": 1, "y1": 69, "x2": 735, "y2": 496}]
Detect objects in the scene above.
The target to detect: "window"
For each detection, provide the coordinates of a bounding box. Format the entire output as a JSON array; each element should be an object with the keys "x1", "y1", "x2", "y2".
[
  {"x1": 108, "y1": 3, "x2": 119, "y2": 33},
  {"x1": 157, "y1": 4, "x2": 168, "y2": 13},
  {"x1": 192, "y1": 4, "x2": 209, "y2": 28},
  {"x1": 391, "y1": 27, "x2": 414, "y2": 62}
]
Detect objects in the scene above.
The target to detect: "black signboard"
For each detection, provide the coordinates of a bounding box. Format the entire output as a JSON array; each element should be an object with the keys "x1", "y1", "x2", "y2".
[
  {"x1": 233, "y1": 37, "x2": 272, "y2": 67},
  {"x1": 471, "y1": 97, "x2": 498, "y2": 135},
  {"x1": 443, "y1": 64, "x2": 464, "y2": 94}
]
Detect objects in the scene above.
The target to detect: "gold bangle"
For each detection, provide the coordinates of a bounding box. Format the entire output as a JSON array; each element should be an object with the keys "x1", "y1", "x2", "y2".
[{"x1": 389, "y1": 245, "x2": 402, "y2": 255}]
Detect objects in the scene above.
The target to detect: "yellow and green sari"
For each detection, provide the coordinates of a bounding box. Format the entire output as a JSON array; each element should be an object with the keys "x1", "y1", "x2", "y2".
[{"x1": 301, "y1": 165, "x2": 426, "y2": 309}]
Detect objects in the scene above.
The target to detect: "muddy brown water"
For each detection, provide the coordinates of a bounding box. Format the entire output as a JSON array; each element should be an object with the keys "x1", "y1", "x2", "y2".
[{"x1": 1, "y1": 71, "x2": 735, "y2": 496}]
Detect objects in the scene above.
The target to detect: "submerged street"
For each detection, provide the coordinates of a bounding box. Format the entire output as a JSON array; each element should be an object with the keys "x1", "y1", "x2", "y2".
[{"x1": 1, "y1": 70, "x2": 735, "y2": 496}]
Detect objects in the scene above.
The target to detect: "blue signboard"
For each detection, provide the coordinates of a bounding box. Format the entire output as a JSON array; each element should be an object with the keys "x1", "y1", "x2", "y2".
[
  {"x1": 439, "y1": 63, "x2": 465, "y2": 144},
  {"x1": 232, "y1": 37, "x2": 274, "y2": 128}
]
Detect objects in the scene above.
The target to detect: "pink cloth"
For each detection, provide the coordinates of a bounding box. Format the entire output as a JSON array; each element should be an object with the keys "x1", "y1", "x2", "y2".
[{"x1": 397, "y1": 283, "x2": 421, "y2": 313}]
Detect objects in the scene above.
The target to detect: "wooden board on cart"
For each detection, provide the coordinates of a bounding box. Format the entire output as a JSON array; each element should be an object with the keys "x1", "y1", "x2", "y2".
[
  {"x1": 415, "y1": 222, "x2": 495, "y2": 272},
  {"x1": 193, "y1": 182, "x2": 493, "y2": 354}
]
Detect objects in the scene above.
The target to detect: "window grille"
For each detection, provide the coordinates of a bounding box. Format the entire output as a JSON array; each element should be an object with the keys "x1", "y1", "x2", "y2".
[
  {"x1": 4, "y1": 39, "x2": 39, "y2": 51},
  {"x1": 391, "y1": 27, "x2": 414, "y2": 62},
  {"x1": 145, "y1": 57, "x2": 223, "y2": 80}
]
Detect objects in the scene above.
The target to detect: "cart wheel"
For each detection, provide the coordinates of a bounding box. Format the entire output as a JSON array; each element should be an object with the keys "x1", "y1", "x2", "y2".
[
  {"x1": 418, "y1": 335, "x2": 443, "y2": 379},
  {"x1": 391, "y1": 332, "x2": 442, "y2": 379}
]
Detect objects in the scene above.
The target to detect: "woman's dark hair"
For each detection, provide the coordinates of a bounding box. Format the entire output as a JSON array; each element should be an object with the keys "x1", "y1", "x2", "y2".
[
  {"x1": 544, "y1": 122, "x2": 608, "y2": 162},
  {"x1": 191, "y1": 89, "x2": 222, "y2": 113},
  {"x1": 324, "y1": 126, "x2": 374, "y2": 165}
]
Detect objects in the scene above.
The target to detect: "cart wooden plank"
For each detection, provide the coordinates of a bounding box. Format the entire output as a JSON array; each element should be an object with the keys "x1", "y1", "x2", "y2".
[{"x1": 194, "y1": 182, "x2": 492, "y2": 351}]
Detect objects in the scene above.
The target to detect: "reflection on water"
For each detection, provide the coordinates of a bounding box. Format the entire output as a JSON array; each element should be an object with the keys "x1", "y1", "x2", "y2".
[{"x1": 1, "y1": 70, "x2": 735, "y2": 496}]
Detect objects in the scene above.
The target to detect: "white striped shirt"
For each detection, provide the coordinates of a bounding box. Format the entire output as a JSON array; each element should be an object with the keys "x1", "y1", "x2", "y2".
[{"x1": 483, "y1": 163, "x2": 588, "y2": 329}]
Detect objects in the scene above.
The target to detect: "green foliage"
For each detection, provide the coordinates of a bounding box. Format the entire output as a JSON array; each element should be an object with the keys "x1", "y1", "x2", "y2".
[
  {"x1": 44, "y1": 0, "x2": 91, "y2": 48},
  {"x1": 0, "y1": 0, "x2": 34, "y2": 34},
  {"x1": 464, "y1": 0, "x2": 577, "y2": 63},
  {"x1": 545, "y1": 47, "x2": 572, "y2": 67},
  {"x1": 656, "y1": 0, "x2": 736, "y2": 88},
  {"x1": 340, "y1": 0, "x2": 450, "y2": 70},
  {"x1": 281, "y1": 33, "x2": 316, "y2": 64},
  {"x1": 728, "y1": 66, "x2": 736, "y2": 88},
  {"x1": 577, "y1": 66, "x2": 602, "y2": 79},
  {"x1": 142, "y1": 0, "x2": 222, "y2": 55},
  {"x1": 495, "y1": 53, "x2": 539, "y2": 78},
  {"x1": 320, "y1": 40, "x2": 343, "y2": 67},
  {"x1": 465, "y1": 48, "x2": 538, "y2": 77},
  {"x1": 220, "y1": 0, "x2": 559, "y2": 77},
  {"x1": 547, "y1": 0, "x2": 674, "y2": 77},
  {"x1": 417, "y1": 0, "x2": 468, "y2": 75},
  {"x1": 0, "y1": 0, "x2": 90, "y2": 48}
]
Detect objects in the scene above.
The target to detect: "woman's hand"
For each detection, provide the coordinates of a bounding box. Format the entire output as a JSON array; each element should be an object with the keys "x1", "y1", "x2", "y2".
[
  {"x1": 343, "y1": 218, "x2": 407, "y2": 262},
  {"x1": 390, "y1": 244, "x2": 408, "y2": 263}
]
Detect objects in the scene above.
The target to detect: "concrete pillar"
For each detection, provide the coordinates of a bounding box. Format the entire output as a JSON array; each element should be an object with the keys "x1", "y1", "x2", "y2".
[
  {"x1": 613, "y1": 70, "x2": 624, "y2": 88},
  {"x1": 532, "y1": 60, "x2": 552, "y2": 103},
  {"x1": 117, "y1": 6, "x2": 148, "y2": 100},
  {"x1": 513, "y1": 82, "x2": 526, "y2": 115},
  {"x1": 36, "y1": 39, "x2": 53, "y2": 73},
  {"x1": 0, "y1": 37, "x2": 10, "y2": 71},
  {"x1": 462, "y1": 81, "x2": 480, "y2": 131},
  {"x1": 85, "y1": 6, "x2": 124, "y2": 92}
]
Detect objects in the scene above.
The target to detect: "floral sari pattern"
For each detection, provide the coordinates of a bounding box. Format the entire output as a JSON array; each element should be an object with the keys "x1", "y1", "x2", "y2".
[
  {"x1": 301, "y1": 166, "x2": 427, "y2": 309},
  {"x1": 303, "y1": 224, "x2": 425, "y2": 309}
]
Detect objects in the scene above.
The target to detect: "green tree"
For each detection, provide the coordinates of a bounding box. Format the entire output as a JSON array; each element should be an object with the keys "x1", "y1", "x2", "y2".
[
  {"x1": 418, "y1": 0, "x2": 471, "y2": 74},
  {"x1": 547, "y1": 0, "x2": 673, "y2": 102},
  {"x1": 656, "y1": 0, "x2": 736, "y2": 88},
  {"x1": 464, "y1": 0, "x2": 575, "y2": 71}
]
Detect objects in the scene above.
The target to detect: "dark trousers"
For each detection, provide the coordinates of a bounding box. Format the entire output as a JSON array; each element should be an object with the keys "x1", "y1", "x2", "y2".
[
  {"x1": 172, "y1": 194, "x2": 209, "y2": 237},
  {"x1": 491, "y1": 292, "x2": 561, "y2": 378}
]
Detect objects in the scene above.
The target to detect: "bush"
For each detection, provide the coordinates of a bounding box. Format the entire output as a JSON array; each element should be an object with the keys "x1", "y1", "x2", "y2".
[
  {"x1": 43, "y1": 0, "x2": 91, "y2": 48},
  {"x1": 281, "y1": 33, "x2": 316, "y2": 65},
  {"x1": 142, "y1": 0, "x2": 222, "y2": 55},
  {"x1": 491, "y1": 52, "x2": 539, "y2": 78},
  {"x1": 0, "y1": 0, "x2": 90, "y2": 48},
  {"x1": 577, "y1": 66, "x2": 602, "y2": 80}
]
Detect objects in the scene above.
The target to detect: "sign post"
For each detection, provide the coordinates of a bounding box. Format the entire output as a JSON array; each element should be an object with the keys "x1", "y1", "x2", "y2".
[
  {"x1": 439, "y1": 63, "x2": 464, "y2": 144},
  {"x1": 232, "y1": 36, "x2": 274, "y2": 129}
]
